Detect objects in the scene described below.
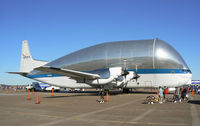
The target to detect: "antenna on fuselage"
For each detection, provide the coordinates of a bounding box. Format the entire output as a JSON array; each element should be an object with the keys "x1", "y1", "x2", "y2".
[{"x1": 136, "y1": 64, "x2": 138, "y2": 72}]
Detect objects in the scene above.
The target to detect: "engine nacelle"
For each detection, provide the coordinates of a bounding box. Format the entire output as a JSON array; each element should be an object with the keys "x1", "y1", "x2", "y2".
[
  {"x1": 86, "y1": 67, "x2": 122, "y2": 85},
  {"x1": 115, "y1": 71, "x2": 135, "y2": 87}
]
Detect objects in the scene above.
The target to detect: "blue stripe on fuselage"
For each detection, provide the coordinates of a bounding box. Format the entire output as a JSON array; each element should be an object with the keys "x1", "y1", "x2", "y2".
[
  {"x1": 129, "y1": 69, "x2": 190, "y2": 74},
  {"x1": 26, "y1": 69, "x2": 191, "y2": 78}
]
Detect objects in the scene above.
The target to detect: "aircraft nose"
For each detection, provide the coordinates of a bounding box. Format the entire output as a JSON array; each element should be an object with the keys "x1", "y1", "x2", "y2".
[{"x1": 184, "y1": 73, "x2": 192, "y2": 84}]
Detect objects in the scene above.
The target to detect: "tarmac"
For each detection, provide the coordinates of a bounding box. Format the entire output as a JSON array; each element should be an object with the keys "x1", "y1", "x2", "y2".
[{"x1": 0, "y1": 89, "x2": 200, "y2": 126}]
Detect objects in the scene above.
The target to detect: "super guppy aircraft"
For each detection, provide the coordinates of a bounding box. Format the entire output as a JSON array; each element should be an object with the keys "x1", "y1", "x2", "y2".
[{"x1": 9, "y1": 39, "x2": 192, "y2": 91}]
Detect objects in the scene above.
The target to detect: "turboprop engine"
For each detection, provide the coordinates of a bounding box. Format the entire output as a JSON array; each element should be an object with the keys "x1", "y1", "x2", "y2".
[
  {"x1": 85, "y1": 67, "x2": 122, "y2": 85},
  {"x1": 115, "y1": 71, "x2": 136, "y2": 87}
]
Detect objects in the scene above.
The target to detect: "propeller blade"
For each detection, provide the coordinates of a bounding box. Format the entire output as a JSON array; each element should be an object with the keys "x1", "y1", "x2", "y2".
[
  {"x1": 121, "y1": 69, "x2": 129, "y2": 76},
  {"x1": 133, "y1": 73, "x2": 140, "y2": 82}
]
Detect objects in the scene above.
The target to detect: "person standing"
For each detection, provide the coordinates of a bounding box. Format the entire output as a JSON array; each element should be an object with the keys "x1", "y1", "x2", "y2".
[
  {"x1": 159, "y1": 86, "x2": 163, "y2": 104},
  {"x1": 163, "y1": 86, "x2": 168, "y2": 101},
  {"x1": 99, "y1": 89, "x2": 105, "y2": 103},
  {"x1": 174, "y1": 87, "x2": 179, "y2": 103},
  {"x1": 181, "y1": 87, "x2": 187, "y2": 101}
]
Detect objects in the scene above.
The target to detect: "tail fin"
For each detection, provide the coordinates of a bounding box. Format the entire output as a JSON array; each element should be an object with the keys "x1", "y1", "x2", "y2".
[{"x1": 20, "y1": 40, "x2": 48, "y2": 72}]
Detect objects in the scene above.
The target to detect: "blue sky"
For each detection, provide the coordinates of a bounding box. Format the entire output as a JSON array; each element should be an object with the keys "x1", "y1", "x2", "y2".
[{"x1": 0, "y1": 0, "x2": 199, "y2": 85}]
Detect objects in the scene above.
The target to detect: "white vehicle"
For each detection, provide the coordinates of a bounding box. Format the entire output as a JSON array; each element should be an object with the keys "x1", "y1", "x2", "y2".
[
  {"x1": 26, "y1": 84, "x2": 33, "y2": 90},
  {"x1": 39, "y1": 83, "x2": 50, "y2": 90},
  {"x1": 45, "y1": 86, "x2": 60, "y2": 91},
  {"x1": 39, "y1": 83, "x2": 60, "y2": 91},
  {"x1": 9, "y1": 39, "x2": 192, "y2": 92},
  {"x1": 26, "y1": 82, "x2": 41, "y2": 91}
]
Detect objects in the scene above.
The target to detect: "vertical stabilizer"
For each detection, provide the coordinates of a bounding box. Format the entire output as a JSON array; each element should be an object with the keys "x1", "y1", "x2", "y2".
[{"x1": 20, "y1": 40, "x2": 48, "y2": 72}]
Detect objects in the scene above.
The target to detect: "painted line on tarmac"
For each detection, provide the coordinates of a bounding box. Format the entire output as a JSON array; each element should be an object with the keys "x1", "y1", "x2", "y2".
[
  {"x1": 190, "y1": 97, "x2": 200, "y2": 126},
  {"x1": 38, "y1": 97, "x2": 144, "y2": 126},
  {"x1": 130, "y1": 108, "x2": 155, "y2": 122},
  {"x1": 76, "y1": 118, "x2": 189, "y2": 126},
  {"x1": 0, "y1": 93, "x2": 27, "y2": 96}
]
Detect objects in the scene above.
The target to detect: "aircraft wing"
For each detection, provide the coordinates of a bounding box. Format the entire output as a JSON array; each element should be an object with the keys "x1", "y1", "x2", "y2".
[
  {"x1": 34, "y1": 66, "x2": 101, "y2": 79},
  {"x1": 7, "y1": 72, "x2": 28, "y2": 76}
]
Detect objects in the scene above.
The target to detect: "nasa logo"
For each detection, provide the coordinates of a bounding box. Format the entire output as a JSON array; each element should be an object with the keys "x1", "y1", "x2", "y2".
[{"x1": 23, "y1": 54, "x2": 31, "y2": 59}]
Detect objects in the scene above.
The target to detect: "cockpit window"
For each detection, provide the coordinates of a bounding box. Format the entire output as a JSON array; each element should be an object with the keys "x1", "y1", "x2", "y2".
[{"x1": 182, "y1": 69, "x2": 192, "y2": 73}]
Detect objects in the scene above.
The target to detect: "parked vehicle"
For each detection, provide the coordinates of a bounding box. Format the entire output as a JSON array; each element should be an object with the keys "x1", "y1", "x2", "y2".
[
  {"x1": 45, "y1": 86, "x2": 60, "y2": 92},
  {"x1": 26, "y1": 82, "x2": 41, "y2": 91}
]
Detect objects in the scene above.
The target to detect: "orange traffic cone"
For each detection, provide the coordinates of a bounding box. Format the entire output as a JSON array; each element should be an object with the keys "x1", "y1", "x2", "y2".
[
  {"x1": 32, "y1": 89, "x2": 34, "y2": 95},
  {"x1": 106, "y1": 90, "x2": 108, "y2": 102},
  {"x1": 52, "y1": 88, "x2": 54, "y2": 96},
  {"x1": 36, "y1": 92, "x2": 39, "y2": 104},
  {"x1": 28, "y1": 90, "x2": 30, "y2": 100}
]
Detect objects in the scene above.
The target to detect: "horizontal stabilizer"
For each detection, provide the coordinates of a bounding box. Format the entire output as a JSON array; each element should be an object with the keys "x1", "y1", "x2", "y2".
[
  {"x1": 34, "y1": 66, "x2": 101, "y2": 79},
  {"x1": 7, "y1": 72, "x2": 28, "y2": 76}
]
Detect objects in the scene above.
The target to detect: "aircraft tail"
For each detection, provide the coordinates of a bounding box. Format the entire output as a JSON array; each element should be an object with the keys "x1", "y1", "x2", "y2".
[{"x1": 20, "y1": 40, "x2": 48, "y2": 73}]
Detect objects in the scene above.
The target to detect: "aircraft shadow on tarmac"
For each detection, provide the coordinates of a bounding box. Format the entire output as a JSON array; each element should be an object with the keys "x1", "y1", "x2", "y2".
[
  {"x1": 188, "y1": 100, "x2": 200, "y2": 105},
  {"x1": 43, "y1": 94, "x2": 97, "y2": 98},
  {"x1": 43, "y1": 91, "x2": 161, "y2": 98}
]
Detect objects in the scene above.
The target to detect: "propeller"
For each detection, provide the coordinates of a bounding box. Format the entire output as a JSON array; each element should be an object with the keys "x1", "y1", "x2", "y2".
[
  {"x1": 121, "y1": 59, "x2": 130, "y2": 87},
  {"x1": 133, "y1": 73, "x2": 140, "y2": 82},
  {"x1": 113, "y1": 59, "x2": 129, "y2": 88},
  {"x1": 133, "y1": 64, "x2": 140, "y2": 82},
  {"x1": 119, "y1": 60, "x2": 141, "y2": 87},
  {"x1": 121, "y1": 59, "x2": 129, "y2": 77}
]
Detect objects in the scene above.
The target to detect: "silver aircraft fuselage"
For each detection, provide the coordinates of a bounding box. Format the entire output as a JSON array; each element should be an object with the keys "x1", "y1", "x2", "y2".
[{"x1": 27, "y1": 39, "x2": 192, "y2": 88}]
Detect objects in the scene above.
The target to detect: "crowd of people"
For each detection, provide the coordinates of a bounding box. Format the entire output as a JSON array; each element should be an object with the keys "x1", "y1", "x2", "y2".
[
  {"x1": 97, "y1": 85, "x2": 199, "y2": 104},
  {"x1": 158, "y1": 85, "x2": 197, "y2": 104}
]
